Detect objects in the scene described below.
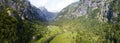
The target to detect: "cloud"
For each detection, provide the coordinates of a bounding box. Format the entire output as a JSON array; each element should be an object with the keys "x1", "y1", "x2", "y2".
[
  {"x1": 29, "y1": 0, "x2": 48, "y2": 7},
  {"x1": 29, "y1": 0, "x2": 79, "y2": 12}
]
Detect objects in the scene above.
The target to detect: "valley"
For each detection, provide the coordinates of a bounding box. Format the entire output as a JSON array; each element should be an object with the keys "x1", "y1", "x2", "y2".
[{"x1": 0, "y1": 0, "x2": 120, "y2": 43}]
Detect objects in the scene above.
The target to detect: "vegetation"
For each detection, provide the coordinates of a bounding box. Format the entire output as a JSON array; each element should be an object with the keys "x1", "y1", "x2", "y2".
[
  {"x1": 0, "y1": 5, "x2": 46, "y2": 43},
  {"x1": 50, "y1": 0, "x2": 120, "y2": 43},
  {"x1": 104, "y1": 0, "x2": 120, "y2": 43},
  {"x1": 35, "y1": 26, "x2": 62, "y2": 43},
  {"x1": 52, "y1": 8, "x2": 106, "y2": 43},
  {"x1": 0, "y1": 0, "x2": 120, "y2": 43}
]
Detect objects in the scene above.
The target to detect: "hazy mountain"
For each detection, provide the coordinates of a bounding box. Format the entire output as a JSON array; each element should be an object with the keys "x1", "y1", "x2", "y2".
[
  {"x1": 0, "y1": 0, "x2": 44, "y2": 20},
  {"x1": 0, "y1": 0, "x2": 57, "y2": 22},
  {"x1": 39, "y1": 7, "x2": 57, "y2": 22}
]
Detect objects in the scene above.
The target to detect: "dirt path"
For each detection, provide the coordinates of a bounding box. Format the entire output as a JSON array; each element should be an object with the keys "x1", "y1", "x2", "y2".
[{"x1": 43, "y1": 33, "x2": 62, "y2": 43}]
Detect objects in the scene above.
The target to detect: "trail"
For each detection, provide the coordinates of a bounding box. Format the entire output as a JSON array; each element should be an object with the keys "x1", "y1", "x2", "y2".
[{"x1": 43, "y1": 33, "x2": 62, "y2": 43}]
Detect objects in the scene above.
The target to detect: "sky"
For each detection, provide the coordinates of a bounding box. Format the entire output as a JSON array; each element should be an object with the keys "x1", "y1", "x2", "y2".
[{"x1": 29, "y1": 0, "x2": 79, "y2": 12}]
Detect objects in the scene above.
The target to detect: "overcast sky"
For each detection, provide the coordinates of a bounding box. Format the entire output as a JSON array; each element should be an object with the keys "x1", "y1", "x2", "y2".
[{"x1": 29, "y1": 0, "x2": 79, "y2": 12}]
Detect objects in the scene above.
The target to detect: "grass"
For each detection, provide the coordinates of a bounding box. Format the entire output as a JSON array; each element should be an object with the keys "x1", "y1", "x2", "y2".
[
  {"x1": 35, "y1": 26, "x2": 62, "y2": 43},
  {"x1": 50, "y1": 31, "x2": 77, "y2": 43}
]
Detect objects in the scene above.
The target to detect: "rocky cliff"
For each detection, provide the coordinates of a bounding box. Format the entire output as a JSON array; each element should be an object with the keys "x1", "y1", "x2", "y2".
[
  {"x1": 0, "y1": 0, "x2": 41, "y2": 20},
  {"x1": 39, "y1": 7, "x2": 57, "y2": 22},
  {"x1": 56, "y1": 0, "x2": 112, "y2": 22}
]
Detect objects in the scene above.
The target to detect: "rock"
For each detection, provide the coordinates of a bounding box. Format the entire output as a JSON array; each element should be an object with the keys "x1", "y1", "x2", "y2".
[
  {"x1": 55, "y1": 0, "x2": 112, "y2": 22},
  {"x1": 0, "y1": 0, "x2": 43, "y2": 20}
]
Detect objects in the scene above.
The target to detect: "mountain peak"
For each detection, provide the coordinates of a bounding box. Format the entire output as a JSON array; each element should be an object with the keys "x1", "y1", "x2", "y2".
[{"x1": 39, "y1": 6, "x2": 47, "y2": 11}]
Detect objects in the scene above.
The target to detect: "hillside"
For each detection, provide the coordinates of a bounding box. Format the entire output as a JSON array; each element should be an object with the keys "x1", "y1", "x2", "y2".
[
  {"x1": 0, "y1": 0, "x2": 47, "y2": 43},
  {"x1": 0, "y1": 0, "x2": 120, "y2": 43},
  {"x1": 50, "y1": 0, "x2": 120, "y2": 43}
]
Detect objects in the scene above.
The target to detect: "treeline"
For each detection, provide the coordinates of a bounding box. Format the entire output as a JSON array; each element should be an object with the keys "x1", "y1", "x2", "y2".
[
  {"x1": 104, "y1": 0, "x2": 120, "y2": 43},
  {"x1": 52, "y1": 0, "x2": 120, "y2": 43},
  {"x1": 0, "y1": 5, "x2": 46, "y2": 43}
]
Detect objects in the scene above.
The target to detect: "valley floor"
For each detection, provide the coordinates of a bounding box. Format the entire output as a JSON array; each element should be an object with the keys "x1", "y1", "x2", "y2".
[{"x1": 35, "y1": 26, "x2": 77, "y2": 43}]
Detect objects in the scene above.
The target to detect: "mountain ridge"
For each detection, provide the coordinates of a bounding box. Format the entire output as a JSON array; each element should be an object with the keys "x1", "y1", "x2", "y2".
[{"x1": 55, "y1": 0, "x2": 112, "y2": 23}]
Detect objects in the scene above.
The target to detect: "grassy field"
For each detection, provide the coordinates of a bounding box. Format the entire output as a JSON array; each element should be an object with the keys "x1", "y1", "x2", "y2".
[
  {"x1": 50, "y1": 31, "x2": 77, "y2": 43},
  {"x1": 35, "y1": 26, "x2": 78, "y2": 43},
  {"x1": 35, "y1": 26, "x2": 62, "y2": 43}
]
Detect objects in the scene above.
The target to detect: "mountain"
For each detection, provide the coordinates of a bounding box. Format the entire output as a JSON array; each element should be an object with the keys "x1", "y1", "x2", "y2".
[
  {"x1": 0, "y1": 0, "x2": 47, "y2": 43},
  {"x1": 55, "y1": 0, "x2": 112, "y2": 22},
  {"x1": 0, "y1": 0, "x2": 120, "y2": 43},
  {"x1": 0, "y1": 0, "x2": 57, "y2": 22},
  {"x1": 0, "y1": 0, "x2": 58, "y2": 42},
  {"x1": 39, "y1": 7, "x2": 57, "y2": 22},
  {"x1": 51, "y1": 0, "x2": 120, "y2": 43},
  {"x1": 0, "y1": 0, "x2": 43, "y2": 20}
]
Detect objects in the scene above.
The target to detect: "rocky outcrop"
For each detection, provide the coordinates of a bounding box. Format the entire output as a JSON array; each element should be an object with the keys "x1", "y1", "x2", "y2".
[
  {"x1": 0, "y1": 0, "x2": 41, "y2": 20},
  {"x1": 56, "y1": 0, "x2": 112, "y2": 22}
]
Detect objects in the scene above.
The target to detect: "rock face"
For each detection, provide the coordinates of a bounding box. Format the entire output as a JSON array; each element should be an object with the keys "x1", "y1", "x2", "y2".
[
  {"x1": 0, "y1": 0, "x2": 42, "y2": 20},
  {"x1": 56, "y1": 0, "x2": 112, "y2": 22},
  {"x1": 39, "y1": 7, "x2": 57, "y2": 22}
]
